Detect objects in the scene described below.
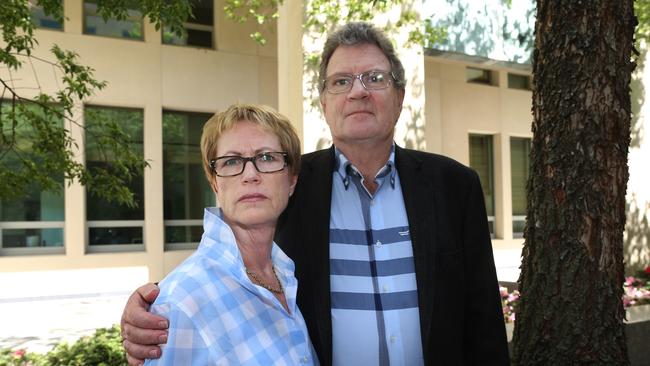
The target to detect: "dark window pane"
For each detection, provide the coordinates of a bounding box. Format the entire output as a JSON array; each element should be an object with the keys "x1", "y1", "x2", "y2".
[
  {"x1": 513, "y1": 220, "x2": 526, "y2": 238},
  {"x1": 511, "y1": 137, "x2": 531, "y2": 236},
  {"x1": 85, "y1": 105, "x2": 144, "y2": 222},
  {"x1": 2, "y1": 228, "x2": 63, "y2": 248},
  {"x1": 466, "y1": 67, "x2": 493, "y2": 85},
  {"x1": 89, "y1": 227, "x2": 143, "y2": 245},
  {"x1": 187, "y1": 29, "x2": 213, "y2": 48},
  {"x1": 163, "y1": 110, "x2": 213, "y2": 222},
  {"x1": 163, "y1": 27, "x2": 213, "y2": 48},
  {"x1": 30, "y1": 1, "x2": 63, "y2": 30},
  {"x1": 83, "y1": 0, "x2": 143, "y2": 39},
  {"x1": 165, "y1": 225, "x2": 203, "y2": 244},
  {"x1": 469, "y1": 134, "x2": 495, "y2": 237},
  {"x1": 191, "y1": 0, "x2": 213, "y2": 26},
  {"x1": 1, "y1": 188, "x2": 64, "y2": 222},
  {"x1": 508, "y1": 73, "x2": 531, "y2": 91},
  {"x1": 0, "y1": 101, "x2": 65, "y2": 252},
  {"x1": 162, "y1": 0, "x2": 213, "y2": 48}
]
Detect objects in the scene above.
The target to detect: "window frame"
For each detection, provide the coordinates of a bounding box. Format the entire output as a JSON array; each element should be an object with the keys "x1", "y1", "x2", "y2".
[
  {"x1": 84, "y1": 104, "x2": 145, "y2": 252},
  {"x1": 469, "y1": 134, "x2": 496, "y2": 239},
  {"x1": 82, "y1": 0, "x2": 144, "y2": 40},
  {"x1": 162, "y1": 109, "x2": 214, "y2": 251}
]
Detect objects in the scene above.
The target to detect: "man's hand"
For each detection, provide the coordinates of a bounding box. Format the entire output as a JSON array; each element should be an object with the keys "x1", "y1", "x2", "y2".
[{"x1": 120, "y1": 283, "x2": 168, "y2": 366}]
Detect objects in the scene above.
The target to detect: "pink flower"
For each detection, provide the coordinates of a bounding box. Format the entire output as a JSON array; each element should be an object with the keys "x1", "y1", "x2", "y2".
[
  {"x1": 623, "y1": 297, "x2": 633, "y2": 308},
  {"x1": 625, "y1": 276, "x2": 636, "y2": 286},
  {"x1": 13, "y1": 349, "x2": 25, "y2": 358},
  {"x1": 500, "y1": 287, "x2": 509, "y2": 298}
]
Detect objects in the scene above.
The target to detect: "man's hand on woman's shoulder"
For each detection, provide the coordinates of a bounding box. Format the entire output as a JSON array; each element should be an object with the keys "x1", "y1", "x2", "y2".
[{"x1": 120, "y1": 283, "x2": 168, "y2": 366}]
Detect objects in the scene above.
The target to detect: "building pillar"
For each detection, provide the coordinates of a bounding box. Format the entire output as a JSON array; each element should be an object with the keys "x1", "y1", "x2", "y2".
[{"x1": 277, "y1": 2, "x2": 304, "y2": 147}]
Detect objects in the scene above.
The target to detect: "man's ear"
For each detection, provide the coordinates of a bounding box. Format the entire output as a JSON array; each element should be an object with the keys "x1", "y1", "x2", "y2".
[{"x1": 320, "y1": 93, "x2": 326, "y2": 111}]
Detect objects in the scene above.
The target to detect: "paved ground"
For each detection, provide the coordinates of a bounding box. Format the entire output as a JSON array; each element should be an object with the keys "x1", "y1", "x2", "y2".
[
  {"x1": 0, "y1": 293, "x2": 129, "y2": 354},
  {"x1": 0, "y1": 267, "x2": 146, "y2": 354}
]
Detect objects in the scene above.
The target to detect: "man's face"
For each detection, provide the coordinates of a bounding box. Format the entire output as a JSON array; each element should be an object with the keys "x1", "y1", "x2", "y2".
[{"x1": 320, "y1": 43, "x2": 405, "y2": 147}]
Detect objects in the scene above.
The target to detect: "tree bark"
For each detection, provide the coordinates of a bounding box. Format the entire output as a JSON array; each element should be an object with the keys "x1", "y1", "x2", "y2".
[{"x1": 512, "y1": 1, "x2": 635, "y2": 365}]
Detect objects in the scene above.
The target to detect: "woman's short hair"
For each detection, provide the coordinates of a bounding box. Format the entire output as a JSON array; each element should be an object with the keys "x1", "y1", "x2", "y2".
[
  {"x1": 200, "y1": 104, "x2": 301, "y2": 181},
  {"x1": 318, "y1": 22, "x2": 406, "y2": 94}
]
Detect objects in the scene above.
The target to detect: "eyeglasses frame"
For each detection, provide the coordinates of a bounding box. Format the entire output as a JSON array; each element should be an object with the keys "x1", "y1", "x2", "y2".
[
  {"x1": 209, "y1": 152, "x2": 289, "y2": 177},
  {"x1": 323, "y1": 70, "x2": 397, "y2": 94}
]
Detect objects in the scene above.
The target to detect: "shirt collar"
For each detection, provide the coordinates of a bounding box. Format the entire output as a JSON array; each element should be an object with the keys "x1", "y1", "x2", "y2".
[{"x1": 333, "y1": 144, "x2": 397, "y2": 190}]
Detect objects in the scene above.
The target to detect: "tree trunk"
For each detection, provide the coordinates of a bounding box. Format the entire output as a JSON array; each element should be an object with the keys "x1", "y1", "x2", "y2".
[{"x1": 512, "y1": 1, "x2": 635, "y2": 365}]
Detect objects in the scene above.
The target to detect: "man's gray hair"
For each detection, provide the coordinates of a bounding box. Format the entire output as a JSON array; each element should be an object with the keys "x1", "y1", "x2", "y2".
[{"x1": 318, "y1": 22, "x2": 406, "y2": 94}]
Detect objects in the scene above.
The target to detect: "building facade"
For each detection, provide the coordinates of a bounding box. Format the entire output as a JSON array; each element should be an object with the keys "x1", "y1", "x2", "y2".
[{"x1": 7, "y1": 1, "x2": 642, "y2": 295}]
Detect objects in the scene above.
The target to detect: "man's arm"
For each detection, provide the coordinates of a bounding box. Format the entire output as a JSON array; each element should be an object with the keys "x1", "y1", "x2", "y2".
[
  {"x1": 462, "y1": 170, "x2": 510, "y2": 364},
  {"x1": 120, "y1": 283, "x2": 169, "y2": 366}
]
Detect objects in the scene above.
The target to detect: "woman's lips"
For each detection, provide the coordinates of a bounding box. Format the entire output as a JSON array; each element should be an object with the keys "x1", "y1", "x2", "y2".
[{"x1": 238, "y1": 193, "x2": 267, "y2": 202}]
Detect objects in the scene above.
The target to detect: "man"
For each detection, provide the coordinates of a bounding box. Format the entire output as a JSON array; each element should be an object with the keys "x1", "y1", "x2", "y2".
[{"x1": 122, "y1": 22, "x2": 509, "y2": 365}]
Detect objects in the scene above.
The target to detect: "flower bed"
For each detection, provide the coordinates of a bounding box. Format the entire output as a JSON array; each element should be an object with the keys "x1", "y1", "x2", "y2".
[{"x1": 501, "y1": 266, "x2": 650, "y2": 323}]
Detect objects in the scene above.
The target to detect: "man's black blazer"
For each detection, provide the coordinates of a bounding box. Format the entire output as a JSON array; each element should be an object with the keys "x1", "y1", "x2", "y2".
[{"x1": 276, "y1": 145, "x2": 509, "y2": 365}]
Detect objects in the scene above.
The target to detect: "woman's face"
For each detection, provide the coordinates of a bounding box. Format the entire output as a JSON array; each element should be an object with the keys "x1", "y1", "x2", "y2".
[{"x1": 212, "y1": 121, "x2": 297, "y2": 230}]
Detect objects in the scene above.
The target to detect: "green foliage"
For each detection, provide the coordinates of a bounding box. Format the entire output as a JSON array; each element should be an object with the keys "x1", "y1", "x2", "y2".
[
  {"x1": 0, "y1": 0, "x2": 189, "y2": 207},
  {"x1": 303, "y1": 0, "x2": 446, "y2": 49},
  {"x1": 0, "y1": 325, "x2": 126, "y2": 366},
  {"x1": 0, "y1": 0, "x2": 36, "y2": 69},
  {"x1": 43, "y1": 325, "x2": 126, "y2": 366},
  {"x1": 0, "y1": 348, "x2": 44, "y2": 366},
  {"x1": 636, "y1": 0, "x2": 650, "y2": 42},
  {"x1": 84, "y1": 0, "x2": 191, "y2": 36},
  {"x1": 223, "y1": 0, "x2": 282, "y2": 45},
  {"x1": 223, "y1": 0, "x2": 447, "y2": 48}
]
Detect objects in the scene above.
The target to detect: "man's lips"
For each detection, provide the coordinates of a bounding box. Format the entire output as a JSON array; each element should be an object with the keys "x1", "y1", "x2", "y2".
[
  {"x1": 238, "y1": 193, "x2": 267, "y2": 202},
  {"x1": 346, "y1": 110, "x2": 373, "y2": 117}
]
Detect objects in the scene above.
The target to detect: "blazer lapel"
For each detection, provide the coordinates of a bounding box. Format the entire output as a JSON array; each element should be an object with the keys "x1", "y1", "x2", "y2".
[{"x1": 395, "y1": 146, "x2": 438, "y2": 361}]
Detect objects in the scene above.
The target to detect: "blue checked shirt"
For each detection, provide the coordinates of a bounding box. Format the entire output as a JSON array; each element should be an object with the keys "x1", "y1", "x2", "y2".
[
  {"x1": 145, "y1": 207, "x2": 317, "y2": 366},
  {"x1": 329, "y1": 146, "x2": 424, "y2": 366}
]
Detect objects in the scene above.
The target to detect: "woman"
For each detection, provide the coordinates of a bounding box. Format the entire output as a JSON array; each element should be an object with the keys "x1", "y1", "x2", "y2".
[{"x1": 145, "y1": 104, "x2": 317, "y2": 365}]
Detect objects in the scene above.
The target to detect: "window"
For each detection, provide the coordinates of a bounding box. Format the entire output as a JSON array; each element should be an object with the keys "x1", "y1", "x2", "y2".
[
  {"x1": 466, "y1": 67, "x2": 496, "y2": 86},
  {"x1": 29, "y1": 0, "x2": 63, "y2": 30},
  {"x1": 163, "y1": 110, "x2": 214, "y2": 250},
  {"x1": 162, "y1": 0, "x2": 214, "y2": 48},
  {"x1": 508, "y1": 73, "x2": 532, "y2": 91},
  {"x1": 0, "y1": 102, "x2": 64, "y2": 255},
  {"x1": 85, "y1": 105, "x2": 144, "y2": 250},
  {"x1": 83, "y1": 0, "x2": 143, "y2": 40},
  {"x1": 511, "y1": 137, "x2": 531, "y2": 238},
  {"x1": 469, "y1": 134, "x2": 495, "y2": 238}
]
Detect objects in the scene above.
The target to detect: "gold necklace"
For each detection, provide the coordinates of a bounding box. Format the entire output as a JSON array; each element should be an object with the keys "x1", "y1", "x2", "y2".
[{"x1": 245, "y1": 266, "x2": 283, "y2": 294}]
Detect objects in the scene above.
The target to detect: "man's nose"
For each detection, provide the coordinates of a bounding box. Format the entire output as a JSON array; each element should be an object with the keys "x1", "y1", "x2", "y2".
[{"x1": 347, "y1": 78, "x2": 369, "y2": 99}]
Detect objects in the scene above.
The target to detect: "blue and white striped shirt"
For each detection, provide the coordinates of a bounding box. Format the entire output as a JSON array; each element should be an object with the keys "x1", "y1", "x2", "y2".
[
  {"x1": 329, "y1": 146, "x2": 424, "y2": 366},
  {"x1": 145, "y1": 207, "x2": 317, "y2": 366}
]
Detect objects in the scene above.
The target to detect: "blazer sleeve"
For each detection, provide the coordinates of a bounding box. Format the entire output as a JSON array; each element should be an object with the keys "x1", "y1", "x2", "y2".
[{"x1": 462, "y1": 169, "x2": 510, "y2": 365}]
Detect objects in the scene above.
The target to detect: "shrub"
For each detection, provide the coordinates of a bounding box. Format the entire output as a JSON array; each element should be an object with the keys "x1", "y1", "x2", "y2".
[{"x1": 0, "y1": 325, "x2": 126, "y2": 366}]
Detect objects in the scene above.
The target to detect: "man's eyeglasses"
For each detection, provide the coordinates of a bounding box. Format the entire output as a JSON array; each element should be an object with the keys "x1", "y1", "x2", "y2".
[
  {"x1": 210, "y1": 152, "x2": 289, "y2": 177},
  {"x1": 323, "y1": 70, "x2": 395, "y2": 94}
]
